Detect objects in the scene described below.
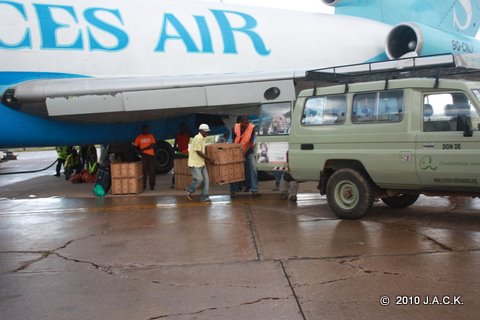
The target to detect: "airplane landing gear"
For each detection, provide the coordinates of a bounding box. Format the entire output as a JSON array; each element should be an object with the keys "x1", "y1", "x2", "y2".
[{"x1": 155, "y1": 140, "x2": 174, "y2": 174}]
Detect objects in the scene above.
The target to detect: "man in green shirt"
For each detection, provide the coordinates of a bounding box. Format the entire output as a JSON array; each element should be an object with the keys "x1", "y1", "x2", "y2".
[
  {"x1": 54, "y1": 146, "x2": 70, "y2": 177},
  {"x1": 186, "y1": 124, "x2": 213, "y2": 202},
  {"x1": 64, "y1": 148, "x2": 82, "y2": 180}
]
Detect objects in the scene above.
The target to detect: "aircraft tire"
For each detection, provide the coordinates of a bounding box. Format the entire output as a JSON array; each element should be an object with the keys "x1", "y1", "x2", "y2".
[{"x1": 155, "y1": 140, "x2": 174, "y2": 174}]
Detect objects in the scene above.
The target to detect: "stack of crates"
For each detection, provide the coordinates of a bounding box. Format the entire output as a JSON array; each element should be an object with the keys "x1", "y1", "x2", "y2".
[
  {"x1": 110, "y1": 162, "x2": 143, "y2": 195},
  {"x1": 206, "y1": 143, "x2": 244, "y2": 185},
  {"x1": 173, "y1": 158, "x2": 192, "y2": 190}
]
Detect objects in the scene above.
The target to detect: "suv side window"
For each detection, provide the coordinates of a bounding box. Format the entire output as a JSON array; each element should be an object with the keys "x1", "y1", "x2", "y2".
[
  {"x1": 423, "y1": 92, "x2": 480, "y2": 132},
  {"x1": 302, "y1": 94, "x2": 347, "y2": 125},
  {"x1": 352, "y1": 90, "x2": 404, "y2": 123}
]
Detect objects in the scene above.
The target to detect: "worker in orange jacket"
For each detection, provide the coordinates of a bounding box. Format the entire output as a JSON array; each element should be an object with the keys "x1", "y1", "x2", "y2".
[
  {"x1": 133, "y1": 125, "x2": 157, "y2": 190},
  {"x1": 230, "y1": 115, "x2": 259, "y2": 197}
]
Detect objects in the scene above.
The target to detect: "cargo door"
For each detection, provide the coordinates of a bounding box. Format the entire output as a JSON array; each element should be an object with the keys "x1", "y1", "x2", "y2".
[{"x1": 416, "y1": 92, "x2": 480, "y2": 191}]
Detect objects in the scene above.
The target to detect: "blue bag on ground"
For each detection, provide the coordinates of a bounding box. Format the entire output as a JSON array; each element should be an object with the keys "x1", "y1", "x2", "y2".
[
  {"x1": 92, "y1": 184, "x2": 106, "y2": 197},
  {"x1": 92, "y1": 163, "x2": 111, "y2": 197}
]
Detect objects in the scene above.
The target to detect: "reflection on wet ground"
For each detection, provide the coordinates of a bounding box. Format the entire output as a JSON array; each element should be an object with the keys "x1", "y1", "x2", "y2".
[{"x1": 1, "y1": 151, "x2": 479, "y2": 319}]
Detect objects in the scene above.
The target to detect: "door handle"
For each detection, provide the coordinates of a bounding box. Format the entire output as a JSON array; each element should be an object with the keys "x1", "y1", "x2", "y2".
[
  {"x1": 301, "y1": 144, "x2": 314, "y2": 150},
  {"x1": 422, "y1": 143, "x2": 435, "y2": 148}
]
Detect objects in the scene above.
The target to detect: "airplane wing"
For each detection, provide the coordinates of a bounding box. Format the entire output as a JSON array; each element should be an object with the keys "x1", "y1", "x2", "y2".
[{"x1": 3, "y1": 70, "x2": 310, "y2": 124}]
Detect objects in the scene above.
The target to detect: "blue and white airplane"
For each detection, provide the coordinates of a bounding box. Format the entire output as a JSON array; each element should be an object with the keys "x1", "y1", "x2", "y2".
[{"x1": 1, "y1": 0, "x2": 480, "y2": 172}]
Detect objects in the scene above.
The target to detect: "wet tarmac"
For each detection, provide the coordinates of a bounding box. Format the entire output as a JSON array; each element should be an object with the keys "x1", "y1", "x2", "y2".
[{"x1": 1, "y1": 150, "x2": 480, "y2": 320}]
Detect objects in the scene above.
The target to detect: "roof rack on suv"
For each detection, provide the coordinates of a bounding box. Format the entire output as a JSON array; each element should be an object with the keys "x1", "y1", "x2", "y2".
[{"x1": 306, "y1": 54, "x2": 480, "y2": 92}]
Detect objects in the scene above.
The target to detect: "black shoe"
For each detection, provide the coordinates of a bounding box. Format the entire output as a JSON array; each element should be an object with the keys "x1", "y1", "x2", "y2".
[
  {"x1": 150, "y1": 186, "x2": 155, "y2": 190},
  {"x1": 54, "y1": 173, "x2": 60, "y2": 177}
]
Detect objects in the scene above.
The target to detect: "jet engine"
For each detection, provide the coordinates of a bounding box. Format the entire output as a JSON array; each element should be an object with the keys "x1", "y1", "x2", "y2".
[
  {"x1": 386, "y1": 22, "x2": 478, "y2": 59},
  {"x1": 321, "y1": 0, "x2": 353, "y2": 5}
]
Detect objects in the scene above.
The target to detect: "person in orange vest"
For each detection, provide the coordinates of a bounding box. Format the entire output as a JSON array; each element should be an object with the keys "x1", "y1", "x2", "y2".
[
  {"x1": 133, "y1": 124, "x2": 157, "y2": 190},
  {"x1": 230, "y1": 115, "x2": 259, "y2": 197}
]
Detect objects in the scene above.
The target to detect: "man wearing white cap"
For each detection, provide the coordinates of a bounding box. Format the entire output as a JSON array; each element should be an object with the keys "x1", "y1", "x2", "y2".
[{"x1": 186, "y1": 124, "x2": 213, "y2": 202}]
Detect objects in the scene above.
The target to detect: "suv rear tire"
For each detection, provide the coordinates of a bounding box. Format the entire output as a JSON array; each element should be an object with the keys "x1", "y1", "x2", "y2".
[
  {"x1": 381, "y1": 193, "x2": 419, "y2": 208},
  {"x1": 326, "y1": 168, "x2": 374, "y2": 219}
]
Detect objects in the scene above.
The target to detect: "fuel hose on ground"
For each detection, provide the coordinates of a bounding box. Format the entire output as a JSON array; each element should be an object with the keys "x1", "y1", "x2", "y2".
[{"x1": 0, "y1": 159, "x2": 58, "y2": 175}]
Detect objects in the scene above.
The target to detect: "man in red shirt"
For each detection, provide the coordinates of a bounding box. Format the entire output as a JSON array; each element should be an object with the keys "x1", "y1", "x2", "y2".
[
  {"x1": 173, "y1": 122, "x2": 190, "y2": 156},
  {"x1": 133, "y1": 125, "x2": 156, "y2": 190}
]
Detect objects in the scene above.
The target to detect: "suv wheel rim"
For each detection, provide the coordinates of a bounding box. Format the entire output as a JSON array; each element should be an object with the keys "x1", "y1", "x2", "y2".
[{"x1": 334, "y1": 180, "x2": 359, "y2": 210}]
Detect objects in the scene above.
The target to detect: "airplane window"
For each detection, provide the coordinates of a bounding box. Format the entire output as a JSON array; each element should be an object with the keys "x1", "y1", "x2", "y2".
[{"x1": 302, "y1": 94, "x2": 346, "y2": 126}]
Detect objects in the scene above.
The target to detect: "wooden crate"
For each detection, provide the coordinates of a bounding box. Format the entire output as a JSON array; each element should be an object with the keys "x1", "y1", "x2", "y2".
[
  {"x1": 174, "y1": 158, "x2": 192, "y2": 190},
  {"x1": 174, "y1": 174, "x2": 193, "y2": 190},
  {"x1": 205, "y1": 143, "x2": 243, "y2": 164},
  {"x1": 175, "y1": 144, "x2": 244, "y2": 185},
  {"x1": 111, "y1": 176, "x2": 144, "y2": 195},
  {"x1": 205, "y1": 143, "x2": 244, "y2": 184},
  {"x1": 173, "y1": 158, "x2": 190, "y2": 176},
  {"x1": 207, "y1": 162, "x2": 245, "y2": 185},
  {"x1": 111, "y1": 162, "x2": 142, "y2": 178}
]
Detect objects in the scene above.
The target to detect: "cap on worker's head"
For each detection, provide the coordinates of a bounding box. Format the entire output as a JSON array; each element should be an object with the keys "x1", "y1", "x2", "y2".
[{"x1": 199, "y1": 124, "x2": 210, "y2": 132}]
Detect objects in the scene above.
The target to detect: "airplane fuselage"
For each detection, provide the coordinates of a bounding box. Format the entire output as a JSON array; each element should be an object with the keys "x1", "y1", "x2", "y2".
[{"x1": 1, "y1": 0, "x2": 389, "y2": 78}]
